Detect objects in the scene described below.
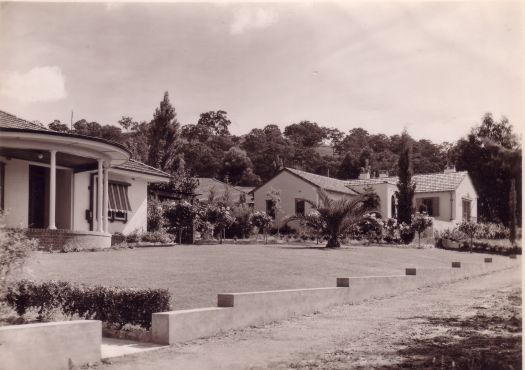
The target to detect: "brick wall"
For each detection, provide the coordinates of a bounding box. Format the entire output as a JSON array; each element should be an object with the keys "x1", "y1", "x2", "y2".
[{"x1": 26, "y1": 228, "x2": 111, "y2": 251}]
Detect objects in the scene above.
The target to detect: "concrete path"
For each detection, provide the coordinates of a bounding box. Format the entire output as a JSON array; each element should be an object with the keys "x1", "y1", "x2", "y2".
[
  {"x1": 95, "y1": 265, "x2": 521, "y2": 369},
  {"x1": 101, "y1": 338, "x2": 167, "y2": 359}
]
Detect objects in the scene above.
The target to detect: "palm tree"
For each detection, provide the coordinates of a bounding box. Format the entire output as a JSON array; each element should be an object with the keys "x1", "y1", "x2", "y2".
[{"x1": 286, "y1": 188, "x2": 379, "y2": 248}]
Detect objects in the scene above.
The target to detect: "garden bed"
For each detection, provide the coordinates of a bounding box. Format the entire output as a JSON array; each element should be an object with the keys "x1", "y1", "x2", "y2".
[{"x1": 436, "y1": 238, "x2": 522, "y2": 256}]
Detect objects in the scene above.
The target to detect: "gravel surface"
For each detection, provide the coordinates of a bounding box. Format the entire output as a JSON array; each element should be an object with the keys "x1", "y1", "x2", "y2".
[{"x1": 93, "y1": 265, "x2": 521, "y2": 370}]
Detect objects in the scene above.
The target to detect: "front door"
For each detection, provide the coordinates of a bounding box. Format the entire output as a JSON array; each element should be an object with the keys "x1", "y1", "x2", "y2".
[{"x1": 28, "y1": 165, "x2": 48, "y2": 228}]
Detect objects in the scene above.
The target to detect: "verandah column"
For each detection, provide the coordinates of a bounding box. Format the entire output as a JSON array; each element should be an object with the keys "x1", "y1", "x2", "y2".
[
  {"x1": 48, "y1": 150, "x2": 57, "y2": 230},
  {"x1": 103, "y1": 163, "x2": 109, "y2": 233},
  {"x1": 97, "y1": 159, "x2": 104, "y2": 232}
]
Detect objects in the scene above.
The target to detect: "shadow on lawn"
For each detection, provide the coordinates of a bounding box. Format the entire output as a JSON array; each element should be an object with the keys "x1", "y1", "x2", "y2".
[{"x1": 380, "y1": 294, "x2": 522, "y2": 370}]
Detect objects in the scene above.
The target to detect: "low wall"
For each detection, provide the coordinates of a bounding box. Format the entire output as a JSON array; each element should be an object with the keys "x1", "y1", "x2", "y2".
[
  {"x1": 152, "y1": 257, "x2": 517, "y2": 345},
  {"x1": 0, "y1": 320, "x2": 101, "y2": 370},
  {"x1": 27, "y1": 228, "x2": 111, "y2": 250}
]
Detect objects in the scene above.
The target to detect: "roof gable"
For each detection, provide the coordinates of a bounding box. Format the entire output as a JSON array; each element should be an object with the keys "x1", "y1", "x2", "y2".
[
  {"x1": 195, "y1": 178, "x2": 244, "y2": 200},
  {"x1": 114, "y1": 159, "x2": 171, "y2": 178},
  {"x1": 285, "y1": 168, "x2": 358, "y2": 195}
]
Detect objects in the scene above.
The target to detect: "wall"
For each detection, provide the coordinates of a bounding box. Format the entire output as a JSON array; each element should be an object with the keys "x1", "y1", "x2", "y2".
[
  {"x1": 349, "y1": 182, "x2": 396, "y2": 218},
  {"x1": 0, "y1": 320, "x2": 101, "y2": 370},
  {"x1": 455, "y1": 175, "x2": 478, "y2": 222},
  {"x1": 1, "y1": 157, "x2": 29, "y2": 228},
  {"x1": 72, "y1": 171, "x2": 91, "y2": 231},
  {"x1": 27, "y1": 228, "x2": 111, "y2": 250},
  {"x1": 413, "y1": 191, "x2": 454, "y2": 222},
  {"x1": 107, "y1": 173, "x2": 148, "y2": 235},
  {"x1": 253, "y1": 170, "x2": 319, "y2": 228}
]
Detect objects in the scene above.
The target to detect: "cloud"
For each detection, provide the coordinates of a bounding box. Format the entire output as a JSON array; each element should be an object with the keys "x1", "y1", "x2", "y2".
[
  {"x1": 0, "y1": 66, "x2": 67, "y2": 103},
  {"x1": 230, "y1": 7, "x2": 279, "y2": 35}
]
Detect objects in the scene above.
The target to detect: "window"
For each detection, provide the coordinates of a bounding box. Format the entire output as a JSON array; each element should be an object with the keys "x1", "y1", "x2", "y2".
[
  {"x1": 462, "y1": 199, "x2": 471, "y2": 221},
  {"x1": 391, "y1": 195, "x2": 396, "y2": 218},
  {"x1": 266, "y1": 199, "x2": 275, "y2": 219},
  {"x1": 416, "y1": 197, "x2": 439, "y2": 217},
  {"x1": 295, "y1": 199, "x2": 305, "y2": 216},
  {"x1": 108, "y1": 181, "x2": 132, "y2": 222}
]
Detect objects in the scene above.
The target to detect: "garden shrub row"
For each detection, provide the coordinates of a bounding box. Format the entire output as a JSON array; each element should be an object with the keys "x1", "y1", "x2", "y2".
[
  {"x1": 5, "y1": 280, "x2": 171, "y2": 329},
  {"x1": 436, "y1": 238, "x2": 521, "y2": 256}
]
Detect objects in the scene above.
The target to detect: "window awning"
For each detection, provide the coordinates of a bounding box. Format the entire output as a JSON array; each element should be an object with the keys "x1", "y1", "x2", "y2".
[{"x1": 109, "y1": 182, "x2": 132, "y2": 212}]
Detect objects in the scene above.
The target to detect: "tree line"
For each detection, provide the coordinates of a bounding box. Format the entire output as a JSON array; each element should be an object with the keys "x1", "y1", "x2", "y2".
[{"x1": 47, "y1": 91, "x2": 521, "y2": 225}]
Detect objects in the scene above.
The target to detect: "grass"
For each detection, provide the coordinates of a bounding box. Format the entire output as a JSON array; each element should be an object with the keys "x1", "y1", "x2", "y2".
[{"x1": 23, "y1": 243, "x2": 512, "y2": 310}]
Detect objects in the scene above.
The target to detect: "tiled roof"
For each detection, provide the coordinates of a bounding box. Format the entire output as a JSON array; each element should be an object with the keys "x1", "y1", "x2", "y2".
[
  {"x1": 114, "y1": 159, "x2": 171, "y2": 178},
  {"x1": 0, "y1": 110, "x2": 50, "y2": 131},
  {"x1": 195, "y1": 178, "x2": 244, "y2": 201},
  {"x1": 286, "y1": 168, "x2": 358, "y2": 195},
  {"x1": 345, "y1": 171, "x2": 469, "y2": 193}
]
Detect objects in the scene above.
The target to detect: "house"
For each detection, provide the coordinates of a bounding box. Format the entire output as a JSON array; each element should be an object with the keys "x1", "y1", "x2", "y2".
[
  {"x1": 346, "y1": 167, "x2": 478, "y2": 230},
  {"x1": 252, "y1": 167, "x2": 359, "y2": 228},
  {"x1": 194, "y1": 177, "x2": 251, "y2": 205},
  {"x1": 0, "y1": 110, "x2": 171, "y2": 250},
  {"x1": 252, "y1": 166, "x2": 478, "y2": 231}
]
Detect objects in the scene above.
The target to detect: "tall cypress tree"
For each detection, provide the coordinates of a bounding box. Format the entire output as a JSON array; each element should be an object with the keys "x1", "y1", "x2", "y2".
[
  {"x1": 147, "y1": 91, "x2": 179, "y2": 172},
  {"x1": 395, "y1": 131, "x2": 416, "y2": 224},
  {"x1": 509, "y1": 178, "x2": 517, "y2": 246}
]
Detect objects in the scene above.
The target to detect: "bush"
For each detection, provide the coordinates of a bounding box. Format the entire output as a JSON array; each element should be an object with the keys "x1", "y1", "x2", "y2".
[
  {"x1": 382, "y1": 218, "x2": 401, "y2": 244},
  {"x1": 147, "y1": 199, "x2": 165, "y2": 232},
  {"x1": 411, "y1": 212, "x2": 433, "y2": 248},
  {"x1": 0, "y1": 215, "x2": 38, "y2": 294},
  {"x1": 474, "y1": 222, "x2": 510, "y2": 239},
  {"x1": 5, "y1": 280, "x2": 171, "y2": 329},
  {"x1": 399, "y1": 223, "x2": 415, "y2": 244},
  {"x1": 126, "y1": 230, "x2": 142, "y2": 243},
  {"x1": 111, "y1": 232, "x2": 126, "y2": 246},
  {"x1": 140, "y1": 230, "x2": 173, "y2": 244}
]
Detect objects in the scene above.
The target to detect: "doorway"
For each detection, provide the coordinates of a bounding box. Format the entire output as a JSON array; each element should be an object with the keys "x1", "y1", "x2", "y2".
[{"x1": 28, "y1": 165, "x2": 49, "y2": 228}]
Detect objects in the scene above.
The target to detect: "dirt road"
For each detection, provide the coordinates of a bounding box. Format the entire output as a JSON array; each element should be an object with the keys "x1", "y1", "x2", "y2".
[{"x1": 97, "y1": 266, "x2": 522, "y2": 370}]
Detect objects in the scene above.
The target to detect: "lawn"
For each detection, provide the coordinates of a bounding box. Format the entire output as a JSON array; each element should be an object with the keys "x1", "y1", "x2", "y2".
[{"x1": 23, "y1": 244, "x2": 508, "y2": 310}]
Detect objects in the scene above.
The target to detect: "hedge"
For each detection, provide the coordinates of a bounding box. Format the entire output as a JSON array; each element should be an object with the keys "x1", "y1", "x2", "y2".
[
  {"x1": 437, "y1": 238, "x2": 522, "y2": 256},
  {"x1": 5, "y1": 280, "x2": 171, "y2": 329}
]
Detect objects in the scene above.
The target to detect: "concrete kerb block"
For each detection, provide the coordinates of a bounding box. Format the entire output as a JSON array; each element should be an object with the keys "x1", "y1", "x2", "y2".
[
  {"x1": 484, "y1": 257, "x2": 493, "y2": 263},
  {"x1": 509, "y1": 254, "x2": 517, "y2": 259},
  {"x1": 451, "y1": 261, "x2": 461, "y2": 268},
  {"x1": 405, "y1": 268, "x2": 417, "y2": 276}
]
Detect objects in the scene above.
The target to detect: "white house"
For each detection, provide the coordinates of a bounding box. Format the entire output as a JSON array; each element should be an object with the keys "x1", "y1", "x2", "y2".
[
  {"x1": 251, "y1": 167, "x2": 359, "y2": 228},
  {"x1": 346, "y1": 168, "x2": 478, "y2": 230},
  {"x1": 252, "y1": 166, "x2": 478, "y2": 231},
  {"x1": 0, "y1": 110, "x2": 170, "y2": 249}
]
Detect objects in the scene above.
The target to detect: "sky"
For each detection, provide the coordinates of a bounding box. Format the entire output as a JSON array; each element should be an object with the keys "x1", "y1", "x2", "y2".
[{"x1": 0, "y1": 1, "x2": 523, "y2": 143}]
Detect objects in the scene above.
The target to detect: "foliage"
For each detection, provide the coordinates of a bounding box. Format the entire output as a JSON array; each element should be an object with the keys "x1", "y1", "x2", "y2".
[
  {"x1": 219, "y1": 147, "x2": 261, "y2": 186},
  {"x1": 266, "y1": 187, "x2": 282, "y2": 224},
  {"x1": 163, "y1": 201, "x2": 198, "y2": 243},
  {"x1": 411, "y1": 212, "x2": 433, "y2": 248},
  {"x1": 453, "y1": 113, "x2": 521, "y2": 225},
  {"x1": 124, "y1": 230, "x2": 174, "y2": 244},
  {"x1": 147, "y1": 199, "x2": 165, "y2": 232},
  {"x1": 399, "y1": 222, "x2": 415, "y2": 244},
  {"x1": 457, "y1": 220, "x2": 479, "y2": 252},
  {"x1": 395, "y1": 131, "x2": 416, "y2": 225},
  {"x1": 287, "y1": 189, "x2": 379, "y2": 248},
  {"x1": 284, "y1": 120, "x2": 327, "y2": 147},
  {"x1": 251, "y1": 211, "x2": 273, "y2": 242},
  {"x1": 5, "y1": 280, "x2": 171, "y2": 329},
  {"x1": 147, "y1": 91, "x2": 180, "y2": 172},
  {"x1": 509, "y1": 179, "x2": 517, "y2": 246},
  {"x1": 358, "y1": 213, "x2": 383, "y2": 242},
  {"x1": 202, "y1": 204, "x2": 235, "y2": 243},
  {"x1": 0, "y1": 215, "x2": 37, "y2": 294},
  {"x1": 228, "y1": 205, "x2": 253, "y2": 239},
  {"x1": 382, "y1": 218, "x2": 401, "y2": 243},
  {"x1": 474, "y1": 222, "x2": 510, "y2": 239}
]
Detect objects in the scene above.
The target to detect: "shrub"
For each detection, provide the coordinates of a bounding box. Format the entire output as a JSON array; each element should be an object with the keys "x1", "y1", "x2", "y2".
[
  {"x1": 411, "y1": 212, "x2": 433, "y2": 248},
  {"x1": 399, "y1": 222, "x2": 415, "y2": 244},
  {"x1": 140, "y1": 230, "x2": 173, "y2": 244},
  {"x1": 474, "y1": 222, "x2": 509, "y2": 239},
  {"x1": 382, "y1": 218, "x2": 401, "y2": 244},
  {"x1": 147, "y1": 199, "x2": 165, "y2": 232},
  {"x1": 252, "y1": 211, "x2": 273, "y2": 242},
  {"x1": 359, "y1": 213, "x2": 383, "y2": 242},
  {"x1": 0, "y1": 214, "x2": 38, "y2": 294},
  {"x1": 458, "y1": 220, "x2": 479, "y2": 253},
  {"x1": 111, "y1": 232, "x2": 126, "y2": 246},
  {"x1": 126, "y1": 230, "x2": 142, "y2": 243},
  {"x1": 5, "y1": 280, "x2": 171, "y2": 329}
]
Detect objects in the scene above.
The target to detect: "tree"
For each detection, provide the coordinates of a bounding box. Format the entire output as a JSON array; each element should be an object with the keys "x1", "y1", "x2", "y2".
[
  {"x1": 204, "y1": 204, "x2": 235, "y2": 244},
  {"x1": 219, "y1": 147, "x2": 260, "y2": 186},
  {"x1": 509, "y1": 179, "x2": 517, "y2": 246},
  {"x1": 197, "y1": 110, "x2": 231, "y2": 136},
  {"x1": 284, "y1": 121, "x2": 327, "y2": 147},
  {"x1": 453, "y1": 113, "x2": 521, "y2": 225},
  {"x1": 337, "y1": 153, "x2": 360, "y2": 180},
  {"x1": 251, "y1": 211, "x2": 273, "y2": 243},
  {"x1": 48, "y1": 120, "x2": 70, "y2": 132},
  {"x1": 287, "y1": 189, "x2": 379, "y2": 248},
  {"x1": 411, "y1": 212, "x2": 433, "y2": 248},
  {"x1": 266, "y1": 187, "x2": 282, "y2": 235},
  {"x1": 458, "y1": 220, "x2": 479, "y2": 253},
  {"x1": 163, "y1": 201, "x2": 197, "y2": 244},
  {"x1": 148, "y1": 92, "x2": 180, "y2": 172},
  {"x1": 395, "y1": 131, "x2": 416, "y2": 224},
  {"x1": 150, "y1": 158, "x2": 199, "y2": 197}
]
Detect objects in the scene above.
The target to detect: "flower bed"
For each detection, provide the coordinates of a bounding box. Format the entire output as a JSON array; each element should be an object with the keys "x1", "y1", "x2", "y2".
[{"x1": 436, "y1": 238, "x2": 521, "y2": 256}]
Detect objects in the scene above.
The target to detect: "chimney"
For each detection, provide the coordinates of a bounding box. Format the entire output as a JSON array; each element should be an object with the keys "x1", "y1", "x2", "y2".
[
  {"x1": 444, "y1": 165, "x2": 456, "y2": 174},
  {"x1": 359, "y1": 169, "x2": 370, "y2": 180},
  {"x1": 378, "y1": 170, "x2": 388, "y2": 178}
]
